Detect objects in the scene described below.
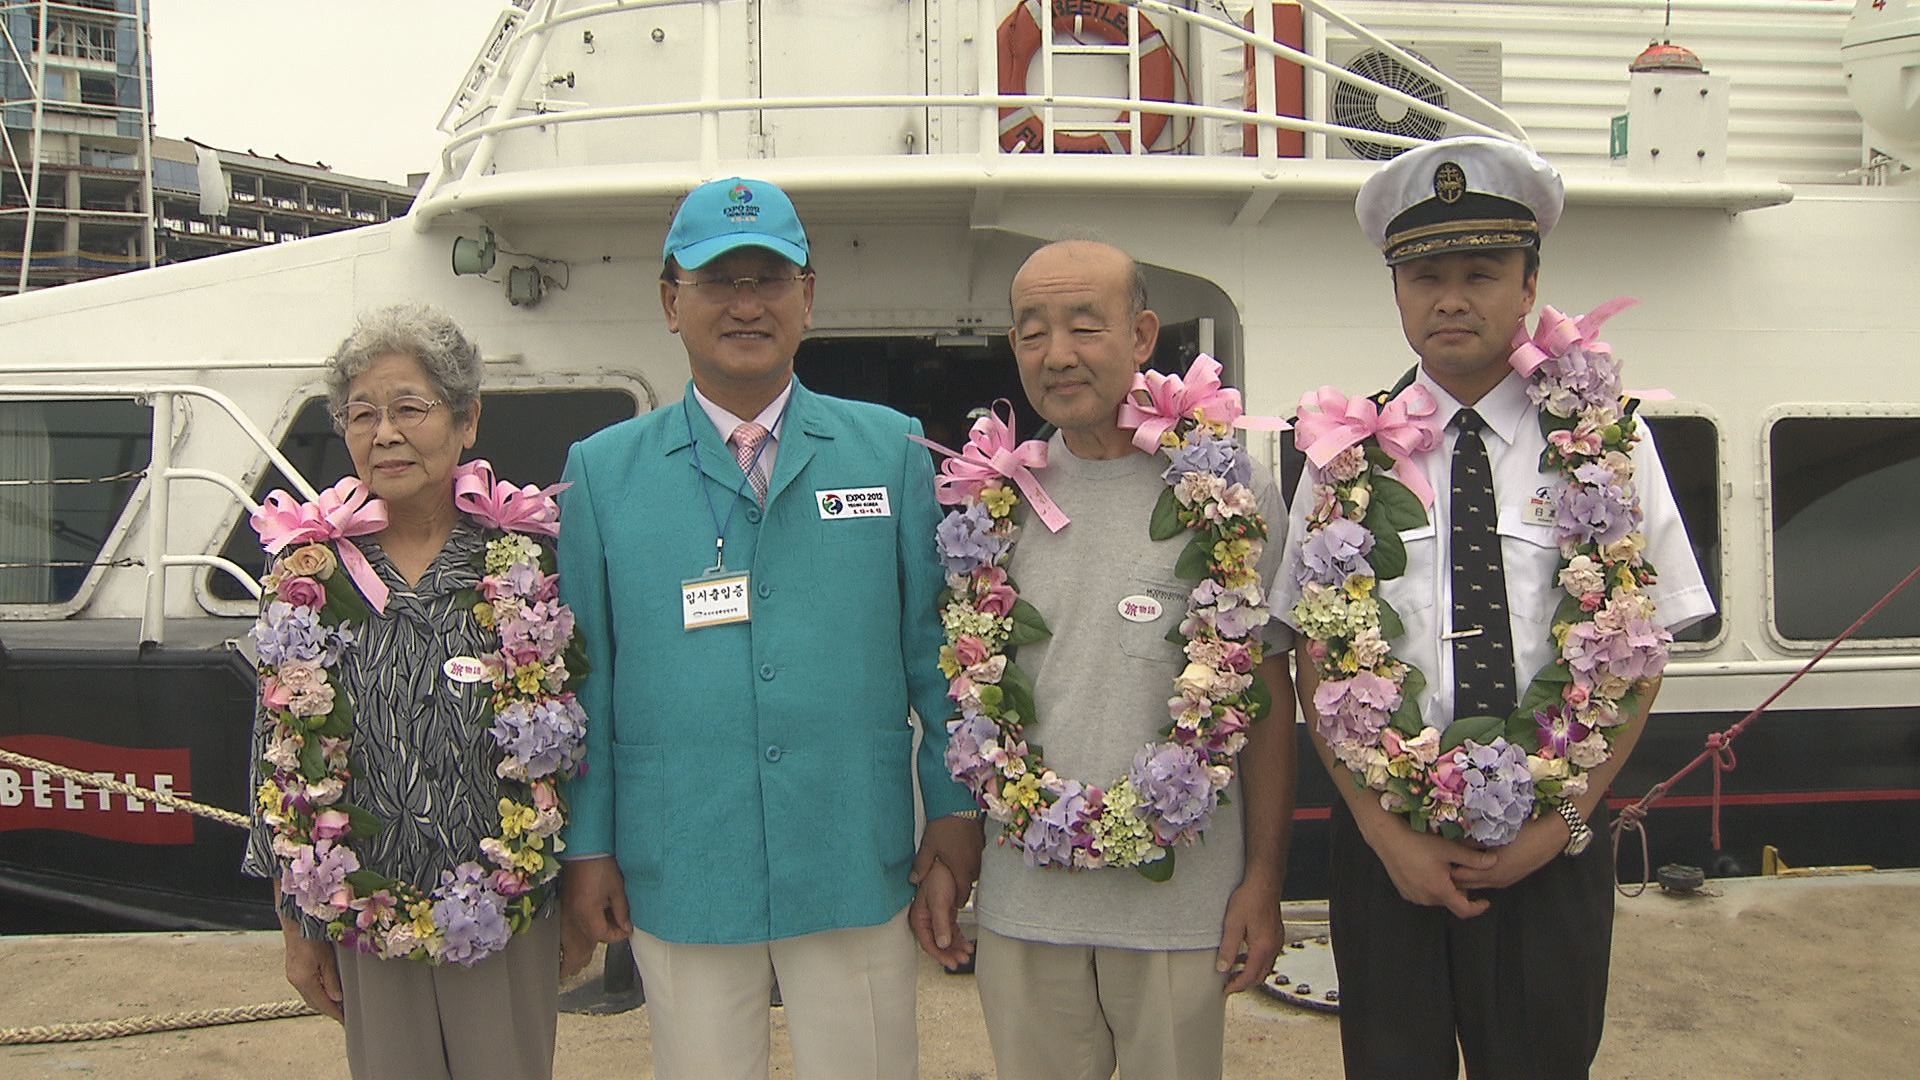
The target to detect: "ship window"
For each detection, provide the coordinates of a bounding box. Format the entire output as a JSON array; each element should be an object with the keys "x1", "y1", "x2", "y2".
[
  {"x1": 1641, "y1": 415, "x2": 1722, "y2": 644},
  {"x1": 0, "y1": 399, "x2": 152, "y2": 605},
  {"x1": 1770, "y1": 416, "x2": 1920, "y2": 641},
  {"x1": 208, "y1": 388, "x2": 641, "y2": 601}
]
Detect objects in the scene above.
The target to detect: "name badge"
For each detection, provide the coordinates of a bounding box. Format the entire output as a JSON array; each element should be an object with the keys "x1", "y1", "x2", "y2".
[
  {"x1": 1118, "y1": 594, "x2": 1164, "y2": 623},
  {"x1": 443, "y1": 656, "x2": 487, "y2": 684},
  {"x1": 1526, "y1": 489, "x2": 1558, "y2": 527},
  {"x1": 816, "y1": 486, "x2": 892, "y2": 519},
  {"x1": 683, "y1": 572, "x2": 752, "y2": 630}
]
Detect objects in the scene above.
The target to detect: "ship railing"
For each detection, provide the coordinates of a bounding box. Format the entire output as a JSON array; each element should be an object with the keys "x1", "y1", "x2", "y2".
[
  {"x1": 419, "y1": 0, "x2": 1526, "y2": 205},
  {"x1": 0, "y1": 384, "x2": 319, "y2": 647}
]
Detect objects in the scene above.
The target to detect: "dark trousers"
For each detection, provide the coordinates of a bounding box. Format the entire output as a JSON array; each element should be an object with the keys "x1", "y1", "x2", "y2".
[{"x1": 1328, "y1": 801, "x2": 1615, "y2": 1080}]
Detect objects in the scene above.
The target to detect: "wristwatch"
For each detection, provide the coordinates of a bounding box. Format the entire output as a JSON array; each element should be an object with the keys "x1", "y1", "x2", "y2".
[{"x1": 1555, "y1": 800, "x2": 1593, "y2": 856}]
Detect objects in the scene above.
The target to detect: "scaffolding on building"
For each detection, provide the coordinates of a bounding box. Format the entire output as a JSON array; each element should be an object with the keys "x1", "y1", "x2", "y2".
[{"x1": 0, "y1": 0, "x2": 155, "y2": 294}]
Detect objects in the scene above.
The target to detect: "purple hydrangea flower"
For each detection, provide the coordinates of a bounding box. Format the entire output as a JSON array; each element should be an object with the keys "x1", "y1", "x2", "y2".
[
  {"x1": 1459, "y1": 739, "x2": 1535, "y2": 847},
  {"x1": 1528, "y1": 348, "x2": 1622, "y2": 410},
  {"x1": 1296, "y1": 518, "x2": 1376, "y2": 587},
  {"x1": 935, "y1": 503, "x2": 1011, "y2": 575},
  {"x1": 1163, "y1": 432, "x2": 1253, "y2": 488},
  {"x1": 1311, "y1": 671, "x2": 1400, "y2": 749},
  {"x1": 280, "y1": 839, "x2": 360, "y2": 919},
  {"x1": 944, "y1": 712, "x2": 1002, "y2": 791},
  {"x1": 491, "y1": 697, "x2": 588, "y2": 779},
  {"x1": 254, "y1": 601, "x2": 329, "y2": 666},
  {"x1": 1556, "y1": 480, "x2": 1636, "y2": 547},
  {"x1": 432, "y1": 862, "x2": 514, "y2": 966},
  {"x1": 1129, "y1": 743, "x2": 1219, "y2": 843},
  {"x1": 1020, "y1": 781, "x2": 1091, "y2": 869}
]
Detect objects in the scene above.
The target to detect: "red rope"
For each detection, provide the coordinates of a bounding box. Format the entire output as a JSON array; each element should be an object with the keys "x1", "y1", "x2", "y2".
[{"x1": 1612, "y1": 558, "x2": 1920, "y2": 894}]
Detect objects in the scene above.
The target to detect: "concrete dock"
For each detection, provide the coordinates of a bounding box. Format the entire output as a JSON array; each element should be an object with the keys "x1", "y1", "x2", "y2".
[{"x1": 3, "y1": 871, "x2": 1916, "y2": 1079}]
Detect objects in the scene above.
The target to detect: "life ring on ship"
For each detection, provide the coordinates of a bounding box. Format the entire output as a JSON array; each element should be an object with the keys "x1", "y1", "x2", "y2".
[{"x1": 998, "y1": 0, "x2": 1175, "y2": 154}]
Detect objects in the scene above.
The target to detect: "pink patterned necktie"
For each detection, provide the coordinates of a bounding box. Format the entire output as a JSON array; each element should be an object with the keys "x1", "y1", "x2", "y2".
[{"x1": 730, "y1": 421, "x2": 770, "y2": 505}]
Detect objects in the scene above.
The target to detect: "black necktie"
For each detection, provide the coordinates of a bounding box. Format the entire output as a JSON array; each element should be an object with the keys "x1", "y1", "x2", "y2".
[{"x1": 1449, "y1": 408, "x2": 1516, "y2": 720}]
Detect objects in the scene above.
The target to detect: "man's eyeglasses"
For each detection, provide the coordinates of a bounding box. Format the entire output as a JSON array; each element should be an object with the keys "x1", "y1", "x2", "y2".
[
  {"x1": 333, "y1": 396, "x2": 442, "y2": 435},
  {"x1": 673, "y1": 273, "x2": 812, "y2": 302}
]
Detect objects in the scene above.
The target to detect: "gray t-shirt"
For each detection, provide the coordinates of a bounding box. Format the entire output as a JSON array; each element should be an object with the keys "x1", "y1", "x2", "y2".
[{"x1": 973, "y1": 433, "x2": 1288, "y2": 951}]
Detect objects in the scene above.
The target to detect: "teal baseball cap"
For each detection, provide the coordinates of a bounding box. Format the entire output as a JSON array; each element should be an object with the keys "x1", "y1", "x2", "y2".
[{"x1": 663, "y1": 177, "x2": 810, "y2": 269}]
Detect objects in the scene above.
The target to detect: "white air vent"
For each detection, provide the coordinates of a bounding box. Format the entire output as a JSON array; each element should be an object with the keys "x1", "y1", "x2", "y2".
[{"x1": 1323, "y1": 39, "x2": 1504, "y2": 161}]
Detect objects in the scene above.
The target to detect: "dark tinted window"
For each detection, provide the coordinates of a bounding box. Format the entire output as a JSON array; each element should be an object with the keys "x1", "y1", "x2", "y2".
[
  {"x1": 1642, "y1": 415, "x2": 1722, "y2": 643},
  {"x1": 0, "y1": 399, "x2": 151, "y2": 604},
  {"x1": 209, "y1": 389, "x2": 640, "y2": 600},
  {"x1": 1770, "y1": 416, "x2": 1920, "y2": 640}
]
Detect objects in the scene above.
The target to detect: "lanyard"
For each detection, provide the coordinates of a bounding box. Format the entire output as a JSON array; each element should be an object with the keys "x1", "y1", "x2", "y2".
[{"x1": 685, "y1": 395, "x2": 786, "y2": 571}]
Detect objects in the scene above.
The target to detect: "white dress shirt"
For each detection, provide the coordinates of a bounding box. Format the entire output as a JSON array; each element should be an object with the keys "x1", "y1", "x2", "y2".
[
  {"x1": 1273, "y1": 368, "x2": 1715, "y2": 730},
  {"x1": 692, "y1": 380, "x2": 793, "y2": 494}
]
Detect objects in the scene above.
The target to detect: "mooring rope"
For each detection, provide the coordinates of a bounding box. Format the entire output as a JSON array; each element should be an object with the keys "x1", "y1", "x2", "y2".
[
  {"x1": 0, "y1": 1001, "x2": 317, "y2": 1046},
  {"x1": 1612, "y1": 558, "x2": 1920, "y2": 896},
  {"x1": 0, "y1": 747, "x2": 249, "y2": 829}
]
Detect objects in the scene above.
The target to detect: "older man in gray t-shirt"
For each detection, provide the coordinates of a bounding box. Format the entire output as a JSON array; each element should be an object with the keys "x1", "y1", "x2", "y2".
[{"x1": 964, "y1": 240, "x2": 1298, "y2": 1080}]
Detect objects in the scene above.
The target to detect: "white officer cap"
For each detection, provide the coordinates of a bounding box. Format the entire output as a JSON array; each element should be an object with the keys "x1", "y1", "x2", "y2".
[{"x1": 1355, "y1": 135, "x2": 1564, "y2": 266}]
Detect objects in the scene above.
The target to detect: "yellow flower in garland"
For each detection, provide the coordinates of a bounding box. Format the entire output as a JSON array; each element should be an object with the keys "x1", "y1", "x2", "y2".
[
  {"x1": 938, "y1": 644, "x2": 961, "y2": 678},
  {"x1": 473, "y1": 601, "x2": 495, "y2": 629},
  {"x1": 513, "y1": 663, "x2": 548, "y2": 696},
  {"x1": 498, "y1": 798, "x2": 538, "y2": 840},
  {"x1": 981, "y1": 485, "x2": 1018, "y2": 519},
  {"x1": 1343, "y1": 574, "x2": 1376, "y2": 600},
  {"x1": 1212, "y1": 537, "x2": 1253, "y2": 568},
  {"x1": 1002, "y1": 772, "x2": 1042, "y2": 814},
  {"x1": 408, "y1": 900, "x2": 436, "y2": 937},
  {"x1": 256, "y1": 779, "x2": 287, "y2": 821}
]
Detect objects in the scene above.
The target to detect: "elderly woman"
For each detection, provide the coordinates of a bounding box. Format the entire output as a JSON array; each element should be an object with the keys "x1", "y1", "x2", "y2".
[{"x1": 243, "y1": 304, "x2": 585, "y2": 1080}]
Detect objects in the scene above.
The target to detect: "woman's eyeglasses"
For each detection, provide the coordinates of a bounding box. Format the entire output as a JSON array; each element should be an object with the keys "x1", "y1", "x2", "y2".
[{"x1": 333, "y1": 396, "x2": 442, "y2": 435}]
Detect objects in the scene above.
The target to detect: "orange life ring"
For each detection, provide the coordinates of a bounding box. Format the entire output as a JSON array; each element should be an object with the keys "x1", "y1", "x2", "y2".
[{"x1": 998, "y1": 0, "x2": 1175, "y2": 154}]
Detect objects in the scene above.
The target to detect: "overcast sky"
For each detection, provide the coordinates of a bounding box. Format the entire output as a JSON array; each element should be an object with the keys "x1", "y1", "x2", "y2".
[{"x1": 148, "y1": 1, "x2": 504, "y2": 184}]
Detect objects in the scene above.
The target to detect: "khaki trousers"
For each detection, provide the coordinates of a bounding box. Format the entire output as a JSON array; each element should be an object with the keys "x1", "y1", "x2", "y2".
[
  {"x1": 629, "y1": 907, "x2": 919, "y2": 1080},
  {"x1": 334, "y1": 911, "x2": 559, "y2": 1080},
  {"x1": 976, "y1": 928, "x2": 1229, "y2": 1080}
]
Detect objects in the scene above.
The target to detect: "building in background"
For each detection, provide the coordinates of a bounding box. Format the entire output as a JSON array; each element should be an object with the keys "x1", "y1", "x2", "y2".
[{"x1": 1, "y1": 0, "x2": 411, "y2": 294}]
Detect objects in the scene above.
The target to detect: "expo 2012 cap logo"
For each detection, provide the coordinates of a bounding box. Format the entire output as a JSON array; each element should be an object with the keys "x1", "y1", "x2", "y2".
[{"x1": 723, "y1": 183, "x2": 760, "y2": 221}]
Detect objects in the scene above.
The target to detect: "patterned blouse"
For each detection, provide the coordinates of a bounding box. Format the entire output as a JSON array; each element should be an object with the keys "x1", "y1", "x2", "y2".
[{"x1": 244, "y1": 517, "x2": 517, "y2": 935}]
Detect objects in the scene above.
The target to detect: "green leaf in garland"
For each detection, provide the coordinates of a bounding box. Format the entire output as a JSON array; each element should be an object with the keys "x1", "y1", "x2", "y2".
[
  {"x1": 1439, "y1": 713, "x2": 1505, "y2": 753},
  {"x1": 999, "y1": 662, "x2": 1038, "y2": 727},
  {"x1": 1505, "y1": 709, "x2": 1542, "y2": 748},
  {"x1": 1553, "y1": 590, "x2": 1586, "y2": 627},
  {"x1": 1136, "y1": 848, "x2": 1176, "y2": 883},
  {"x1": 321, "y1": 571, "x2": 370, "y2": 624},
  {"x1": 1387, "y1": 665, "x2": 1427, "y2": 735},
  {"x1": 1006, "y1": 598, "x2": 1053, "y2": 646},
  {"x1": 1149, "y1": 485, "x2": 1185, "y2": 541},
  {"x1": 1616, "y1": 684, "x2": 1647, "y2": 725},
  {"x1": 1515, "y1": 675, "x2": 1563, "y2": 721},
  {"x1": 343, "y1": 803, "x2": 386, "y2": 840},
  {"x1": 345, "y1": 869, "x2": 394, "y2": 894},
  {"x1": 297, "y1": 733, "x2": 326, "y2": 781},
  {"x1": 1246, "y1": 677, "x2": 1274, "y2": 722},
  {"x1": 935, "y1": 587, "x2": 954, "y2": 610},
  {"x1": 1174, "y1": 534, "x2": 1213, "y2": 581},
  {"x1": 1408, "y1": 807, "x2": 1431, "y2": 834},
  {"x1": 1375, "y1": 596, "x2": 1406, "y2": 642},
  {"x1": 1365, "y1": 520, "x2": 1408, "y2": 580},
  {"x1": 1164, "y1": 623, "x2": 1187, "y2": 646},
  {"x1": 1366, "y1": 474, "x2": 1428, "y2": 533}
]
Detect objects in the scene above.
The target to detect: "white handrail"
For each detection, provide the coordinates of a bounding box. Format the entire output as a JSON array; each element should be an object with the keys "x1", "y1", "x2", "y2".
[
  {"x1": 0, "y1": 384, "x2": 319, "y2": 644},
  {"x1": 423, "y1": 0, "x2": 1530, "y2": 196}
]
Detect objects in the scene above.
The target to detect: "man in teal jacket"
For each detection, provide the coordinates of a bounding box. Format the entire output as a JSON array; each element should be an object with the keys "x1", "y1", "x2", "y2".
[{"x1": 557, "y1": 177, "x2": 981, "y2": 1080}]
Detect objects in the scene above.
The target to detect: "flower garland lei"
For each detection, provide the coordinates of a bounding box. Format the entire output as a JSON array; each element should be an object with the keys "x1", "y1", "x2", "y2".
[
  {"x1": 249, "y1": 460, "x2": 588, "y2": 965},
  {"x1": 1291, "y1": 299, "x2": 1671, "y2": 847},
  {"x1": 933, "y1": 356, "x2": 1279, "y2": 880}
]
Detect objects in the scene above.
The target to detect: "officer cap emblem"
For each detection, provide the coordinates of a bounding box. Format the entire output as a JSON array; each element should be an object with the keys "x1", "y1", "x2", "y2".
[{"x1": 1433, "y1": 161, "x2": 1467, "y2": 204}]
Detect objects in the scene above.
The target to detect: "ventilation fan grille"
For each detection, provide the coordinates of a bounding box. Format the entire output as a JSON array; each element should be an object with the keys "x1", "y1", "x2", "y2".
[{"x1": 1331, "y1": 49, "x2": 1449, "y2": 161}]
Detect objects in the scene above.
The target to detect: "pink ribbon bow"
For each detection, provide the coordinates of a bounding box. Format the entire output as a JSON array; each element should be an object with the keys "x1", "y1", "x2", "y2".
[
  {"x1": 909, "y1": 401, "x2": 1069, "y2": 533},
  {"x1": 1115, "y1": 354, "x2": 1289, "y2": 455},
  {"x1": 251, "y1": 477, "x2": 393, "y2": 613},
  {"x1": 453, "y1": 459, "x2": 570, "y2": 538},
  {"x1": 1509, "y1": 297, "x2": 1638, "y2": 377},
  {"x1": 1292, "y1": 384, "x2": 1445, "y2": 508}
]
